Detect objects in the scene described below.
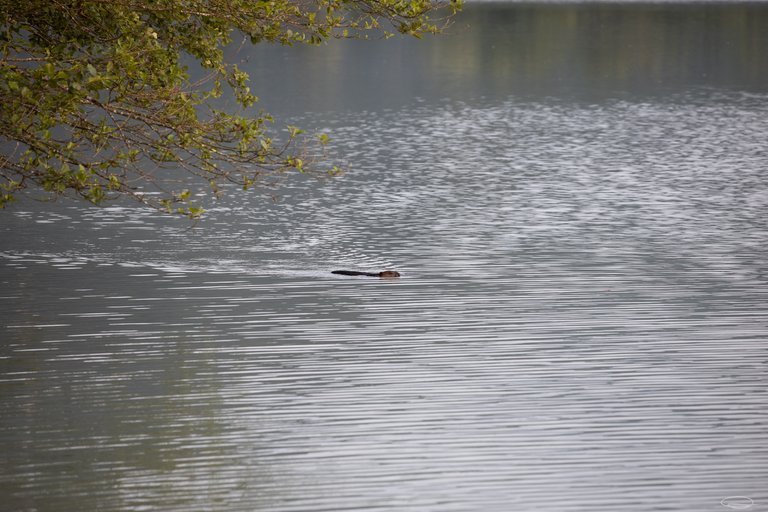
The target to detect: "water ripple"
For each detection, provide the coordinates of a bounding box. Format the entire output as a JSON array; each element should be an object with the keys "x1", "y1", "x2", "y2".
[{"x1": 1, "y1": 91, "x2": 767, "y2": 511}]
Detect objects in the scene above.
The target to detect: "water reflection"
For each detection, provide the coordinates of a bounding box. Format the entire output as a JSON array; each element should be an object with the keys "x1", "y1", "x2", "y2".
[
  {"x1": 3, "y1": 89, "x2": 767, "y2": 511},
  {"x1": 239, "y1": 2, "x2": 768, "y2": 113},
  {"x1": 2, "y1": 3, "x2": 768, "y2": 512}
]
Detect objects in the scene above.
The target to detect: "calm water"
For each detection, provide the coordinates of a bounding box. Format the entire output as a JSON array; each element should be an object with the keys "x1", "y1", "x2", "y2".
[{"x1": 2, "y1": 3, "x2": 768, "y2": 511}]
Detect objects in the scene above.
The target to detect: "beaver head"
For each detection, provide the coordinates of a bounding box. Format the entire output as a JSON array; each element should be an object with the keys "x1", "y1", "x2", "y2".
[{"x1": 379, "y1": 271, "x2": 401, "y2": 278}]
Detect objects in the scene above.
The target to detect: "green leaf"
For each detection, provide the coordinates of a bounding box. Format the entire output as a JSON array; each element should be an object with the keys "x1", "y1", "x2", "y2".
[{"x1": 0, "y1": 0, "x2": 458, "y2": 214}]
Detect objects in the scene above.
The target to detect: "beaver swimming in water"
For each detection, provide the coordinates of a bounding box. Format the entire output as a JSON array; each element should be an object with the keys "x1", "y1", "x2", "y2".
[{"x1": 332, "y1": 270, "x2": 401, "y2": 278}]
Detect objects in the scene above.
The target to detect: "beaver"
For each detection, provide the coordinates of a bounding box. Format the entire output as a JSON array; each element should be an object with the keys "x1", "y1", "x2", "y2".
[{"x1": 332, "y1": 270, "x2": 401, "y2": 278}]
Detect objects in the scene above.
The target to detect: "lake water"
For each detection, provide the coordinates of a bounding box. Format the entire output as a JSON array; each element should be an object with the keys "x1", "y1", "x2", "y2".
[{"x1": 2, "y1": 3, "x2": 768, "y2": 511}]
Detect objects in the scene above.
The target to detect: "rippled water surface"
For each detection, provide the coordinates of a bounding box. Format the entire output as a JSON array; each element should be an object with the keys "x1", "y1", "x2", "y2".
[{"x1": 2, "y1": 4, "x2": 768, "y2": 511}]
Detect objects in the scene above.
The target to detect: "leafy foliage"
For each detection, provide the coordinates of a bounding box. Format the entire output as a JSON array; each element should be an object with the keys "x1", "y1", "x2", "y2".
[{"x1": 0, "y1": 0, "x2": 461, "y2": 217}]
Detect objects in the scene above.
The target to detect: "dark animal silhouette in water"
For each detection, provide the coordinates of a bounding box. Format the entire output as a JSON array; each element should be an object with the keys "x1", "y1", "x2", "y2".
[{"x1": 332, "y1": 270, "x2": 401, "y2": 278}]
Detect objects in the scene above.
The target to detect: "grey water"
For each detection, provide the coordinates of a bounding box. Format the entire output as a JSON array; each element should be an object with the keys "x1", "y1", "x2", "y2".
[{"x1": 2, "y1": 3, "x2": 768, "y2": 511}]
